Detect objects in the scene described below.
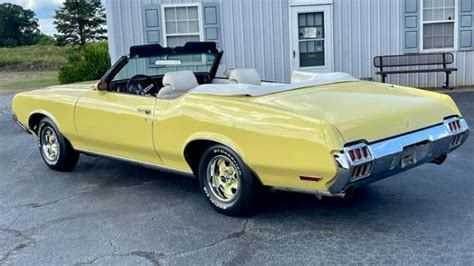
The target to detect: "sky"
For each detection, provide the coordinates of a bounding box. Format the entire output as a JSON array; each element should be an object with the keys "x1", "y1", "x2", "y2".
[{"x1": 0, "y1": 0, "x2": 65, "y2": 36}]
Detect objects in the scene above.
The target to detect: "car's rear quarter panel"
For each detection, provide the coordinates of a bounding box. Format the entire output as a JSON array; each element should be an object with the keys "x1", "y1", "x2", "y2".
[{"x1": 154, "y1": 95, "x2": 339, "y2": 191}]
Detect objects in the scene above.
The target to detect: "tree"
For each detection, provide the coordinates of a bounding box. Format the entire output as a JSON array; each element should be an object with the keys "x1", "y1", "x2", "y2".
[
  {"x1": 0, "y1": 3, "x2": 40, "y2": 47},
  {"x1": 54, "y1": 0, "x2": 107, "y2": 46},
  {"x1": 36, "y1": 34, "x2": 56, "y2": 45}
]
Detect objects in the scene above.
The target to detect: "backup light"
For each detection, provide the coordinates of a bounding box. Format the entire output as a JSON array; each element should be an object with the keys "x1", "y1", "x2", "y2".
[
  {"x1": 352, "y1": 162, "x2": 373, "y2": 180},
  {"x1": 451, "y1": 134, "x2": 463, "y2": 148}
]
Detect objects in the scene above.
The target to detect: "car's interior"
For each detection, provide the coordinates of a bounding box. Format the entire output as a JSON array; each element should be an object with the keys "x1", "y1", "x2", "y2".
[{"x1": 100, "y1": 42, "x2": 318, "y2": 99}]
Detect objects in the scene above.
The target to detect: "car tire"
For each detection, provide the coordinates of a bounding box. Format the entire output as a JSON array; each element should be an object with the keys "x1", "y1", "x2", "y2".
[
  {"x1": 198, "y1": 144, "x2": 262, "y2": 216},
  {"x1": 37, "y1": 117, "x2": 79, "y2": 171}
]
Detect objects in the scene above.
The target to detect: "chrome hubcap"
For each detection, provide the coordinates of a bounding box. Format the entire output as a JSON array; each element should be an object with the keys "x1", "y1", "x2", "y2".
[
  {"x1": 207, "y1": 155, "x2": 240, "y2": 202},
  {"x1": 41, "y1": 127, "x2": 59, "y2": 162}
]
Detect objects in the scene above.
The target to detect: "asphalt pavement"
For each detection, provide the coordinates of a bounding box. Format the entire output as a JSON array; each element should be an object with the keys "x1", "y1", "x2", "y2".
[{"x1": 0, "y1": 91, "x2": 473, "y2": 265}]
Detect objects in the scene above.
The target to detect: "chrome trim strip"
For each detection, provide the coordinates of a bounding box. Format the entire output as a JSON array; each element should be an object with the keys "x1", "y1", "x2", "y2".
[
  {"x1": 77, "y1": 149, "x2": 195, "y2": 177},
  {"x1": 329, "y1": 118, "x2": 469, "y2": 194},
  {"x1": 11, "y1": 113, "x2": 31, "y2": 134}
]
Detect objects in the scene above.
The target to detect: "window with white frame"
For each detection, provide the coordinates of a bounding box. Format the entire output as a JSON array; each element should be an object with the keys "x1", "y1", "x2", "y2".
[
  {"x1": 163, "y1": 5, "x2": 202, "y2": 47},
  {"x1": 422, "y1": 0, "x2": 456, "y2": 50}
]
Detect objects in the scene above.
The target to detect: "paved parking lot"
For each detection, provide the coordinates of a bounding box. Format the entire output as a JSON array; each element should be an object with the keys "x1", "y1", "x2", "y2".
[{"x1": 0, "y1": 91, "x2": 473, "y2": 265}]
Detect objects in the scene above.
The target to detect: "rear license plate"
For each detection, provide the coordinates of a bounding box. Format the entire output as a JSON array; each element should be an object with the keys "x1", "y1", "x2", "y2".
[{"x1": 401, "y1": 146, "x2": 417, "y2": 168}]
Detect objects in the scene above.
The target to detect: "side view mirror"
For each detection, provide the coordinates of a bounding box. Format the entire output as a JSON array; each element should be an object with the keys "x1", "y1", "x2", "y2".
[{"x1": 94, "y1": 81, "x2": 108, "y2": 91}]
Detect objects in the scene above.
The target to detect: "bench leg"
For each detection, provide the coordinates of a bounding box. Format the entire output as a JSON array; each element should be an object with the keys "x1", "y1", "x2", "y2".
[
  {"x1": 444, "y1": 72, "x2": 452, "y2": 90},
  {"x1": 381, "y1": 74, "x2": 387, "y2": 83}
]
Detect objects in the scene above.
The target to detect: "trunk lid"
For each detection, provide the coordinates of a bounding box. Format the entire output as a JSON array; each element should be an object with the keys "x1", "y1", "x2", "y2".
[{"x1": 253, "y1": 81, "x2": 456, "y2": 143}]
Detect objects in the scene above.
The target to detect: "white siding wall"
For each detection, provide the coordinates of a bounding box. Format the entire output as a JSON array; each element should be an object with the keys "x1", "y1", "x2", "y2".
[
  {"x1": 333, "y1": 0, "x2": 474, "y2": 88},
  {"x1": 105, "y1": 0, "x2": 474, "y2": 87},
  {"x1": 219, "y1": 0, "x2": 291, "y2": 82}
]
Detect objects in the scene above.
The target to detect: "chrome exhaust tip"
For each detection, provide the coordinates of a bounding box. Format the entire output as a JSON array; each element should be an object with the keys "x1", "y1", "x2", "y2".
[
  {"x1": 431, "y1": 154, "x2": 447, "y2": 165},
  {"x1": 342, "y1": 185, "x2": 355, "y2": 199},
  {"x1": 315, "y1": 186, "x2": 354, "y2": 200},
  {"x1": 273, "y1": 186, "x2": 355, "y2": 200}
]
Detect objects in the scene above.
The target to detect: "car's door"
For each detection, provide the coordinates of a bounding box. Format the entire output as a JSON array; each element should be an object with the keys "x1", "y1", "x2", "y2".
[{"x1": 74, "y1": 89, "x2": 160, "y2": 164}]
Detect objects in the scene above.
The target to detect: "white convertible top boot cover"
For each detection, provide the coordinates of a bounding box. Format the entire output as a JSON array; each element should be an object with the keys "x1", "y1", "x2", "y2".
[{"x1": 191, "y1": 72, "x2": 358, "y2": 97}]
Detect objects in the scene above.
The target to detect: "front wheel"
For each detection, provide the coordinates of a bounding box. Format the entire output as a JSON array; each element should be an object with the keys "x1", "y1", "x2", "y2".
[
  {"x1": 198, "y1": 145, "x2": 262, "y2": 216},
  {"x1": 37, "y1": 117, "x2": 79, "y2": 171}
]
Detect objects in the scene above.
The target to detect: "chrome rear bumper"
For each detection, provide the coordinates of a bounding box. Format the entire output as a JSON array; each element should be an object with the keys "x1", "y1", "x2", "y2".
[{"x1": 329, "y1": 117, "x2": 469, "y2": 194}]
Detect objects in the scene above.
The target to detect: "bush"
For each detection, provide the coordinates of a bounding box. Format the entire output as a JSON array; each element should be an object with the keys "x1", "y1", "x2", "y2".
[
  {"x1": 35, "y1": 34, "x2": 56, "y2": 46},
  {"x1": 58, "y1": 42, "x2": 110, "y2": 84}
]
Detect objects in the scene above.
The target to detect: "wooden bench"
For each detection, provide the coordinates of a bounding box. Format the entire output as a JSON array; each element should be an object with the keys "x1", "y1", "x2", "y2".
[{"x1": 373, "y1": 53, "x2": 457, "y2": 90}]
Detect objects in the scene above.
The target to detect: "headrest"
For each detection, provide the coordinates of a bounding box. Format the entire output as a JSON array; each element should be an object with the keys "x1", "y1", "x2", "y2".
[
  {"x1": 227, "y1": 68, "x2": 261, "y2": 86},
  {"x1": 163, "y1": 71, "x2": 199, "y2": 91},
  {"x1": 291, "y1": 71, "x2": 319, "y2": 83}
]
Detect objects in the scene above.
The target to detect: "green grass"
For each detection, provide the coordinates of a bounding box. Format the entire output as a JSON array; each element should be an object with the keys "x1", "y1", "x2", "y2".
[
  {"x1": 0, "y1": 71, "x2": 59, "y2": 90},
  {"x1": 0, "y1": 45, "x2": 68, "y2": 70}
]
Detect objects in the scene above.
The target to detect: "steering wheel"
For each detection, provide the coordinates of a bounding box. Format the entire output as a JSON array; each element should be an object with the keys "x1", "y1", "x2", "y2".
[{"x1": 125, "y1": 74, "x2": 158, "y2": 96}]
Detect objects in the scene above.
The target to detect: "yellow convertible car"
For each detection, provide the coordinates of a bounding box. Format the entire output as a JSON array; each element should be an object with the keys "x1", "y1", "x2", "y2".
[{"x1": 11, "y1": 42, "x2": 469, "y2": 216}]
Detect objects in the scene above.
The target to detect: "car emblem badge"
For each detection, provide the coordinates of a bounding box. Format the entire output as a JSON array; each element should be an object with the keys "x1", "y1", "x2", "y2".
[{"x1": 404, "y1": 118, "x2": 410, "y2": 129}]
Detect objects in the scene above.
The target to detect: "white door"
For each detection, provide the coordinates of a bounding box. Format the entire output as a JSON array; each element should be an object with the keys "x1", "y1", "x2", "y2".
[{"x1": 290, "y1": 5, "x2": 334, "y2": 73}]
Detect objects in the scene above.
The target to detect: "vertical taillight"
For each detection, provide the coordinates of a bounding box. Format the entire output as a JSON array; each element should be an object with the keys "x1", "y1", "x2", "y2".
[
  {"x1": 447, "y1": 119, "x2": 462, "y2": 133},
  {"x1": 347, "y1": 146, "x2": 372, "y2": 163},
  {"x1": 345, "y1": 144, "x2": 373, "y2": 180},
  {"x1": 446, "y1": 118, "x2": 465, "y2": 148}
]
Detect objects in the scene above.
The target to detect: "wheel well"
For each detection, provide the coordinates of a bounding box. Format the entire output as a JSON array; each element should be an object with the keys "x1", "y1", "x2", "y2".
[
  {"x1": 183, "y1": 140, "x2": 222, "y2": 176},
  {"x1": 184, "y1": 139, "x2": 266, "y2": 187},
  {"x1": 28, "y1": 113, "x2": 46, "y2": 134}
]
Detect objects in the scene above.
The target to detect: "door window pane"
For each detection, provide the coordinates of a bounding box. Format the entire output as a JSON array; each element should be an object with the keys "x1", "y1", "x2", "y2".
[
  {"x1": 298, "y1": 12, "x2": 325, "y2": 67},
  {"x1": 299, "y1": 40, "x2": 325, "y2": 67},
  {"x1": 298, "y1": 12, "x2": 324, "y2": 40}
]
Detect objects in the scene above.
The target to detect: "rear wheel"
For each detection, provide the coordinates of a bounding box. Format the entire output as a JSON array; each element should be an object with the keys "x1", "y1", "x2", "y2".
[
  {"x1": 37, "y1": 117, "x2": 79, "y2": 171},
  {"x1": 198, "y1": 145, "x2": 262, "y2": 216}
]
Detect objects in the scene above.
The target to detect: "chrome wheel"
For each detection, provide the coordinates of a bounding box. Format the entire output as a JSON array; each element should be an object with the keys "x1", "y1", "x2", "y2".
[
  {"x1": 41, "y1": 126, "x2": 60, "y2": 163},
  {"x1": 206, "y1": 155, "x2": 240, "y2": 202}
]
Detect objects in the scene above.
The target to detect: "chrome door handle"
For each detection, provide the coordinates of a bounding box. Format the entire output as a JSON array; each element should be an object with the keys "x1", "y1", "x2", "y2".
[{"x1": 136, "y1": 107, "x2": 152, "y2": 115}]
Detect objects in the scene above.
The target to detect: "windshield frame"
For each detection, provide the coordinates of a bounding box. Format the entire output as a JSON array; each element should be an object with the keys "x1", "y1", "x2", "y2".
[{"x1": 100, "y1": 42, "x2": 223, "y2": 84}]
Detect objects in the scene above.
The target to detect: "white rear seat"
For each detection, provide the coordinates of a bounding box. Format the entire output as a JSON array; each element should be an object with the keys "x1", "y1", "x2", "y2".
[
  {"x1": 226, "y1": 68, "x2": 261, "y2": 86},
  {"x1": 291, "y1": 71, "x2": 319, "y2": 83},
  {"x1": 157, "y1": 70, "x2": 199, "y2": 99}
]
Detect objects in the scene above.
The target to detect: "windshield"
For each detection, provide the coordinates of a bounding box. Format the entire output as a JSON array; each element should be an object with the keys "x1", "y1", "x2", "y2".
[{"x1": 113, "y1": 53, "x2": 217, "y2": 81}]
